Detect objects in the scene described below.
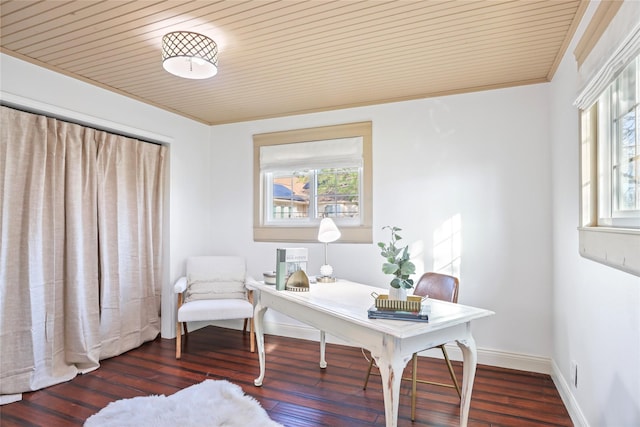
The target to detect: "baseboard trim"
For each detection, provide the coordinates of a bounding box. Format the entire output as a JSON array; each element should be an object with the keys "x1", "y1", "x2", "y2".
[
  {"x1": 205, "y1": 320, "x2": 585, "y2": 425},
  {"x1": 433, "y1": 345, "x2": 553, "y2": 375},
  {"x1": 0, "y1": 394, "x2": 22, "y2": 405},
  {"x1": 551, "y1": 359, "x2": 589, "y2": 427},
  {"x1": 209, "y1": 319, "x2": 554, "y2": 374}
]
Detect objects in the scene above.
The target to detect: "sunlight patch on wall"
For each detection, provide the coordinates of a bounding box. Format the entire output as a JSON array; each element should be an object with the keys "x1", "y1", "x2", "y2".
[
  {"x1": 433, "y1": 214, "x2": 462, "y2": 277},
  {"x1": 409, "y1": 239, "x2": 425, "y2": 277}
]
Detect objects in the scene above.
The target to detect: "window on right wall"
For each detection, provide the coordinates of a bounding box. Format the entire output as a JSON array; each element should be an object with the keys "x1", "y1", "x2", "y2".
[
  {"x1": 577, "y1": 32, "x2": 640, "y2": 276},
  {"x1": 585, "y1": 56, "x2": 640, "y2": 229}
]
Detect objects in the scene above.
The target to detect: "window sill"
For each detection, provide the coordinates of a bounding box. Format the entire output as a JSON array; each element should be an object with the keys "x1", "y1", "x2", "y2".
[
  {"x1": 578, "y1": 226, "x2": 640, "y2": 277},
  {"x1": 254, "y1": 225, "x2": 372, "y2": 243}
]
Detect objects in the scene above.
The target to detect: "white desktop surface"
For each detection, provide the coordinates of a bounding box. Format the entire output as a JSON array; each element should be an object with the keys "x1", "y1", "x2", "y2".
[{"x1": 247, "y1": 279, "x2": 494, "y2": 427}]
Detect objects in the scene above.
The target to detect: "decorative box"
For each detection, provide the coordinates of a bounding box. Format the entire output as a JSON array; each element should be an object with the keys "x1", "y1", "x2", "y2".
[{"x1": 373, "y1": 294, "x2": 424, "y2": 312}]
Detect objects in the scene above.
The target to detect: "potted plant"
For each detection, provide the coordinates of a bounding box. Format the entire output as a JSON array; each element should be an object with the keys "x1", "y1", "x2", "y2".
[{"x1": 378, "y1": 226, "x2": 416, "y2": 300}]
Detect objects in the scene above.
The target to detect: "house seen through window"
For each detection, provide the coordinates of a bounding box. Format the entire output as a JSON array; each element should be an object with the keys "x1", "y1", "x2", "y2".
[
  {"x1": 269, "y1": 168, "x2": 360, "y2": 222},
  {"x1": 253, "y1": 122, "x2": 372, "y2": 243}
]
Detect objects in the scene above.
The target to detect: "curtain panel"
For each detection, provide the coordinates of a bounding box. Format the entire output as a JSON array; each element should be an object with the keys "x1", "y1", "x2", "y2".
[{"x1": 0, "y1": 106, "x2": 166, "y2": 398}]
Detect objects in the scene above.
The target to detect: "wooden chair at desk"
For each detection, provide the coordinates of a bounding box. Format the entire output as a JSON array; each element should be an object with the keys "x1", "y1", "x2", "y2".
[{"x1": 363, "y1": 272, "x2": 462, "y2": 421}]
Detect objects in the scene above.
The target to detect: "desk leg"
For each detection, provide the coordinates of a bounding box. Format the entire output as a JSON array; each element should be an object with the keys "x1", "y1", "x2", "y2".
[
  {"x1": 253, "y1": 302, "x2": 267, "y2": 386},
  {"x1": 456, "y1": 336, "x2": 477, "y2": 427},
  {"x1": 371, "y1": 348, "x2": 411, "y2": 427},
  {"x1": 319, "y1": 331, "x2": 327, "y2": 368}
]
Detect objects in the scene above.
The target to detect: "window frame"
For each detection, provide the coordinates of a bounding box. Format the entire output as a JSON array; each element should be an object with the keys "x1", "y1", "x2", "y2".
[
  {"x1": 265, "y1": 167, "x2": 362, "y2": 226},
  {"x1": 594, "y1": 58, "x2": 640, "y2": 228},
  {"x1": 574, "y1": 1, "x2": 640, "y2": 277},
  {"x1": 578, "y1": 57, "x2": 640, "y2": 277},
  {"x1": 253, "y1": 121, "x2": 372, "y2": 243}
]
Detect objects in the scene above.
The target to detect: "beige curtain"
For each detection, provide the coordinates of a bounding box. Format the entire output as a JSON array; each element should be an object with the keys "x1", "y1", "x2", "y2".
[
  {"x1": 95, "y1": 132, "x2": 165, "y2": 358},
  {"x1": 0, "y1": 106, "x2": 166, "y2": 397}
]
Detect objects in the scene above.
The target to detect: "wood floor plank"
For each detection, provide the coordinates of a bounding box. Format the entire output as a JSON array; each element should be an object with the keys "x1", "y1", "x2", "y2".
[{"x1": 0, "y1": 326, "x2": 572, "y2": 426}]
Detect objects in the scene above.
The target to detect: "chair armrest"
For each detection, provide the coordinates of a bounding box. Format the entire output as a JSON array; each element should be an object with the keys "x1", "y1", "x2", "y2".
[
  {"x1": 174, "y1": 276, "x2": 187, "y2": 293},
  {"x1": 245, "y1": 275, "x2": 261, "y2": 290}
]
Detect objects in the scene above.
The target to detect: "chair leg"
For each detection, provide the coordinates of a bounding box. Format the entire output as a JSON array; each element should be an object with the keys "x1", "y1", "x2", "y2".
[
  {"x1": 176, "y1": 321, "x2": 182, "y2": 359},
  {"x1": 411, "y1": 353, "x2": 418, "y2": 421},
  {"x1": 363, "y1": 347, "x2": 458, "y2": 422},
  {"x1": 176, "y1": 322, "x2": 189, "y2": 359},
  {"x1": 240, "y1": 318, "x2": 255, "y2": 353},
  {"x1": 441, "y1": 345, "x2": 461, "y2": 398},
  {"x1": 247, "y1": 291, "x2": 255, "y2": 353},
  {"x1": 363, "y1": 356, "x2": 375, "y2": 389},
  {"x1": 249, "y1": 318, "x2": 255, "y2": 353}
]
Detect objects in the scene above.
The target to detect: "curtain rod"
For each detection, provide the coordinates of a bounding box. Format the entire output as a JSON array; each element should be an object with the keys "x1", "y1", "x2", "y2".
[{"x1": 1, "y1": 100, "x2": 166, "y2": 146}]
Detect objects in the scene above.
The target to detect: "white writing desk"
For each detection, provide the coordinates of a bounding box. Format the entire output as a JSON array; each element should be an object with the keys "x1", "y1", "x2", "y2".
[{"x1": 247, "y1": 280, "x2": 493, "y2": 427}]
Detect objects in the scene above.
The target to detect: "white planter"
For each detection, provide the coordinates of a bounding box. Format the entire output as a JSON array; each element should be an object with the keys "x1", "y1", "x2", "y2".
[{"x1": 388, "y1": 286, "x2": 408, "y2": 301}]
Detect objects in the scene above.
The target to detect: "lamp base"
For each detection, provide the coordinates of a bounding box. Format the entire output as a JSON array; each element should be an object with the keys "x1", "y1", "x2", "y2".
[{"x1": 317, "y1": 276, "x2": 337, "y2": 283}]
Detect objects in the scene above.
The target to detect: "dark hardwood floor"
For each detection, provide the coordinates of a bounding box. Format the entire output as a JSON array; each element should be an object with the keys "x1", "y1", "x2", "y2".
[{"x1": 0, "y1": 326, "x2": 572, "y2": 426}]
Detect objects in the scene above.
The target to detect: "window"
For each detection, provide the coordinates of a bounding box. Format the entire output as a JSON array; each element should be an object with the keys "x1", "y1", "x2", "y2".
[
  {"x1": 253, "y1": 122, "x2": 372, "y2": 243},
  {"x1": 267, "y1": 167, "x2": 361, "y2": 223},
  {"x1": 577, "y1": 29, "x2": 640, "y2": 275},
  {"x1": 593, "y1": 56, "x2": 640, "y2": 227}
]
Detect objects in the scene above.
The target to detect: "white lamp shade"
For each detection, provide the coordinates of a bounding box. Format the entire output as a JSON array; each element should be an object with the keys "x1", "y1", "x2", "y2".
[
  {"x1": 162, "y1": 31, "x2": 218, "y2": 79},
  {"x1": 318, "y1": 218, "x2": 341, "y2": 243}
]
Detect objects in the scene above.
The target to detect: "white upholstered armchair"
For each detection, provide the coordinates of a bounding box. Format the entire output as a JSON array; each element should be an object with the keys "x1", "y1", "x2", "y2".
[{"x1": 174, "y1": 256, "x2": 255, "y2": 359}]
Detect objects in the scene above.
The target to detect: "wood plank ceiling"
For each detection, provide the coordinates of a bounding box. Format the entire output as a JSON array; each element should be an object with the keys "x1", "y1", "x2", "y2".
[{"x1": 0, "y1": 0, "x2": 587, "y2": 125}]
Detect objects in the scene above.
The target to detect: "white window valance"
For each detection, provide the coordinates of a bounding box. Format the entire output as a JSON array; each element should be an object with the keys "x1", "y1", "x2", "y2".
[
  {"x1": 574, "y1": 6, "x2": 640, "y2": 109},
  {"x1": 259, "y1": 137, "x2": 363, "y2": 172}
]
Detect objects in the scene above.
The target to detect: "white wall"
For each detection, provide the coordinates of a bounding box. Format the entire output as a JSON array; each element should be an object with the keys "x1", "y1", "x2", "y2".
[
  {"x1": 549, "y1": 2, "x2": 640, "y2": 426},
  {"x1": 0, "y1": 53, "x2": 213, "y2": 337},
  {"x1": 209, "y1": 83, "x2": 554, "y2": 370},
  {"x1": 5, "y1": 4, "x2": 639, "y2": 421}
]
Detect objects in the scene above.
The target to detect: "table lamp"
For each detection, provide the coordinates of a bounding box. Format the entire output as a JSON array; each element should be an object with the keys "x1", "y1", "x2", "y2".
[{"x1": 317, "y1": 218, "x2": 341, "y2": 283}]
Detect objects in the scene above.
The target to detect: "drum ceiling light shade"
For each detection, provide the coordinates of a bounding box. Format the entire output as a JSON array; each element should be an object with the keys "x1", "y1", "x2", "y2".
[{"x1": 162, "y1": 31, "x2": 218, "y2": 79}]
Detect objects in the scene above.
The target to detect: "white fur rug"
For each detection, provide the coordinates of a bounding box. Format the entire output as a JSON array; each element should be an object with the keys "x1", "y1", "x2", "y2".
[{"x1": 84, "y1": 379, "x2": 283, "y2": 427}]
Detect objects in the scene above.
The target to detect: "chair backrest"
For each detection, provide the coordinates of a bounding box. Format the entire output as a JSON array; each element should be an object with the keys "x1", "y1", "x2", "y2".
[
  {"x1": 186, "y1": 256, "x2": 246, "y2": 279},
  {"x1": 184, "y1": 256, "x2": 247, "y2": 302},
  {"x1": 413, "y1": 272, "x2": 459, "y2": 303}
]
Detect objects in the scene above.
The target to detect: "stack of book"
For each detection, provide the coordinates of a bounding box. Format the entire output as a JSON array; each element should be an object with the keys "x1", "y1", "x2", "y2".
[
  {"x1": 275, "y1": 248, "x2": 308, "y2": 291},
  {"x1": 367, "y1": 300, "x2": 431, "y2": 322}
]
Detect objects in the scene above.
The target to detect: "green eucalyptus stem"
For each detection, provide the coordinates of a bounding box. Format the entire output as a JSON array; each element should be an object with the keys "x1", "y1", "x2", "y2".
[{"x1": 378, "y1": 226, "x2": 416, "y2": 289}]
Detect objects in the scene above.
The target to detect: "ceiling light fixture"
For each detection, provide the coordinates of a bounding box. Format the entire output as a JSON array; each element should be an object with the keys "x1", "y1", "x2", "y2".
[{"x1": 161, "y1": 31, "x2": 218, "y2": 79}]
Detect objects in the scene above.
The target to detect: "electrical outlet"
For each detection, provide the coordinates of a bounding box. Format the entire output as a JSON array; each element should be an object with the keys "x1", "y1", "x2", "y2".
[{"x1": 570, "y1": 361, "x2": 578, "y2": 388}]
